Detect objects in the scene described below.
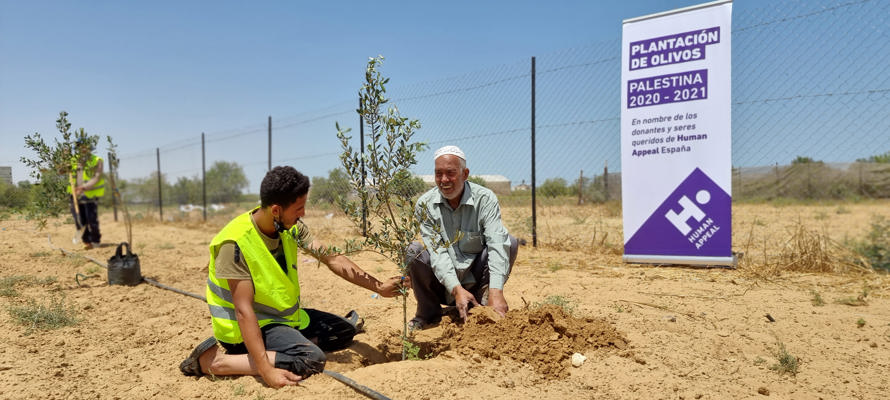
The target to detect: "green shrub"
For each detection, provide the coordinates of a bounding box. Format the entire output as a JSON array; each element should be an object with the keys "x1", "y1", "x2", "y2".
[
  {"x1": 390, "y1": 170, "x2": 427, "y2": 199},
  {"x1": 402, "y1": 338, "x2": 422, "y2": 360},
  {"x1": 538, "y1": 178, "x2": 569, "y2": 198},
  {"x1": 467, "y1": 175, "x2": 487, "y2": 187},
  {"x1": 854, "y1": 216, "x2": 890, "y2": 271},
  {"x1": 547, "y1": 261, "x2": 564, "y2": 272},
  {"x1": 0, "y1": 276, "x2": 32, "y2": 297},
  {"x1": 768, "y1": 342, "x2": 799, "y2": 376},
  {"x1": 0, "y1": 181, "x2": 31, "y2": 210},
  {"x1": 7, "y1": 295, "x2": 78, "y2": 333},
  {"x1": 0, "y1": 275, "x2": 56, "y2": 298},
  {"x1": 311, "y1": 168, "x2": 351, "y2": 205},
  {"x1": 810, "y1": 291, "x2": 825, "y2": 306},
  {"x1": 856, "y1": 150, "x2": 890, "y2": 163},
  {"x1": 532, "y1": 295, "x2": 576, "y2": 314},
  {"x1": 792, "y1": 156, "x2": 818, "y2": 164}
]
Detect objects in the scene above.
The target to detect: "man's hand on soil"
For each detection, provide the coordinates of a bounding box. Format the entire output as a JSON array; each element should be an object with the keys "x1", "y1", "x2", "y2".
[
  {"x1": 261, "y1": 367, "x2": 301, "y2": 389},
  {"x1": 452, "y1": 286, "x2": 479, "y2": 320},
  {"x1": 489, "y1": 288, "x2": 508, "y2": 317}
]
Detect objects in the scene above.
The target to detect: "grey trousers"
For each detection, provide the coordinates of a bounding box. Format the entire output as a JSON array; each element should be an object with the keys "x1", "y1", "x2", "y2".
[
  {"x1": 407, "y1": 235, "x2": 519, "y2": 322},
  {"x1": 218, "y1": 308, "x2": 355, "y2": 379}
]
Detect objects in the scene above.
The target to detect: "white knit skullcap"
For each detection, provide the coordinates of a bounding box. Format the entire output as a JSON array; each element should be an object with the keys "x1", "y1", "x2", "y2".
[{"x1": 434, "y1": 145, "x2": 465, "y2": 161}]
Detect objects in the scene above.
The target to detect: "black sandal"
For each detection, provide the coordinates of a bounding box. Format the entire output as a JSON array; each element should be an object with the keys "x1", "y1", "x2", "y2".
[
  {"x1": 344, "y1": 310, "x2": 365, "y2": 333},
  {"x1": 407, "y1": 316, "x2": 441, "y2": 332},
  {"x1": 179, "y1": 337, "x2": 217, "y2": 376}
]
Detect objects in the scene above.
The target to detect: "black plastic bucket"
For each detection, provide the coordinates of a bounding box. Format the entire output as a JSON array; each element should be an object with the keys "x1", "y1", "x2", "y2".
[{"x1": 107, "y1": 242, "x2": 142, "y2": 286}]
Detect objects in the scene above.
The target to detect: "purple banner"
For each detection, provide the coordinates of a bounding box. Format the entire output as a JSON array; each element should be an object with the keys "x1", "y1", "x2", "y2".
[
  {"x1": 629, "y1": 27, "x2": 720, "y2": 70},
  {"x1": 625, "y1": 168, "x2": 731, "y2": 257},
  {"x1": 627, "y1": 69, "x2": 707, "y2": 109}
]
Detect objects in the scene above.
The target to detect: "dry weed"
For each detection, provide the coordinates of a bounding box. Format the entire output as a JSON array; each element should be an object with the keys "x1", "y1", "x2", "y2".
[
  {"x1": 779, "y1": 222, "x2": 872, "y2": 274},
  {"x1": 741, "y1": 220, "x2": 872, "y2": 277},
  {"x1": 534, "y1": 204, "x2": 623, "y2": 257}
]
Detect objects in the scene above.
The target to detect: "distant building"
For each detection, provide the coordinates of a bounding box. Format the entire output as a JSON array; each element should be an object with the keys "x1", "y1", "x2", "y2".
[
  {"x1": 0, "y1": 166, "x2": 11, "y2": 186},
  {"x1": 418, "y1": 174, "x2": 512, "y2": 196},
  {"x1": 512, "y1": 180, "x2": 530, "y2": 191}
]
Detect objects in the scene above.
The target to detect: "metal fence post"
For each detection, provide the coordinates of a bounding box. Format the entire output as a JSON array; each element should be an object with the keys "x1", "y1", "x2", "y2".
[
  {"x1": 736, "y1": 167, "x2": 741, "y2": 198},
  {"x1": 858, "y1": 162, "x2": 864, "y2": 196},
  {"x1": 578, "y1": 169, "x2": 583, "y2": 205},
  {"x1": 360, "y1": 97, "x2": 367, "y2": 237},
  {"x1": 531, "y1": 56, "x2": 537, "y2": 248},
  {"x1": 156, "y1": 147, "x2": 163, "y2": 222},
  {"x1": 603, "y1": 161, "x2": 609, "y2": 201},
  {"x1": 107, "y1": 151, "x2": 118, "y2": 222},
  {"x1": 202, "y1": 132, "x2": 207, "y2": 221}
]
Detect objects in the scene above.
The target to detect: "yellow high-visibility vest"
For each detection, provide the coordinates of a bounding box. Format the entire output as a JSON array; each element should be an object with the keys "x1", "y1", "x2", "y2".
[
  {"x1": 205, "y1": 209, "x2": 308, "y2": 344},
  {"x1": 67, "y1": 155, "x2": 105, "y2": 199}
]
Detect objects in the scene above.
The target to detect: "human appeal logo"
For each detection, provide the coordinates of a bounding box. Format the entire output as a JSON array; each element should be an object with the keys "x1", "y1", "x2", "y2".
[
  {"x1": 625, "y1": 168, "x2": 731, "y2": 257},
  {"x1": 664, "y1": 190, "x2": 719, "y2": 250}
]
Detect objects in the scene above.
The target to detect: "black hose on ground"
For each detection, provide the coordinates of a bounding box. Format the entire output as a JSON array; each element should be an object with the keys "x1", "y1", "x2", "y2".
[
  {"x1": 323, "y1": 370, "x2": 391, "y2": 400},
  {"x1": 142, "y1": 277, "x2": 206, "y2": 302},
  {"x1": 49, "y1": 235, "x2": 208, "y2": 301},
  {"x1": 48, "y1": 235, "x2": 108, "y2": 267},
  {"x1": 47, "y1": 234, "x2": 392, "y2": 400}
]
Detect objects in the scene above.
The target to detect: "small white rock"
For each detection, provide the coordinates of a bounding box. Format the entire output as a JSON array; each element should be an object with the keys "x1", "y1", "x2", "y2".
[{"x1": 571, "y1": 352, "x2": 587, "y2": 367}]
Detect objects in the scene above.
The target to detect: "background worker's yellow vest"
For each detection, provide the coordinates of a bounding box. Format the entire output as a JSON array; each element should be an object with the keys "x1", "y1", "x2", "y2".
[
  {"x1": 67, "y1": 155, "x2": 105, "y2": 199},
  {"x1": 205, "y1": 210, "x2": 308, "y2": 344}
]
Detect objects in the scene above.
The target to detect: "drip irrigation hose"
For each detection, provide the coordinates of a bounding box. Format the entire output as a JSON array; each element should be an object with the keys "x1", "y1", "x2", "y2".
[
  {"x1": 46, "y1": 234, "x2": 392, "y2": 400},
  {"x1": 48, "y1": 235, "x2": 107, "y2": 267},
  {"x1": 323, "y1": 370, "x2": 391, "y2": 400},
  {"x1": 49, "y1": 235, "x2": 206, "y2": 302},
  {"x1": 142, "y1": 277, "x2": 206, "y2": 302},
  {"x1": 75, "y1": 273, "x2": 101, "y2": 286}
]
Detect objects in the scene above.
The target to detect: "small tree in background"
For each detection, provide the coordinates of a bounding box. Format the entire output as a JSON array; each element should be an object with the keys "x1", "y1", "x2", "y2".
[
  {"x1": 336, "y1": 56, "x2": 437, "y2": 359},
  {"x1": 792, "y1": 156, "x2": 819, "y2": 165},
  {"x1": 467, "y1": 175, "x2": 488, "y2": 188},
  {"x1": 393, "y1": 173, "x2": 428, "y2": 199},
  {"x1": 20, "y1": 111, "x2": 101, "y2": 228},
  {"x1": 206, "y1": 161, "x2": 248, "y2": 203},
  {"x1": 856, "y1": 150, "x2": 890, "y2": 163},
  {"x1": 310, "y1": 168, "x2": 352, "y2": 205},
  {"x1": 106, "y1": 136, "x2": 133, "y2": 246},
  {"x1": 0, "y1": 181, "x2": 31, "y2": 211},
  {"x1": 539, "y1": 177, "x2": 569, "y2": 197},
  {"x1": 170, "y1": 176, "x2": 202, "y2": 205}
]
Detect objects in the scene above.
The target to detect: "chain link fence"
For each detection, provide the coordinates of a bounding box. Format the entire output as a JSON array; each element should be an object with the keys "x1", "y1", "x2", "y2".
[{"x1": 112, "y1": 0, "x2": 890, "y2": 217}]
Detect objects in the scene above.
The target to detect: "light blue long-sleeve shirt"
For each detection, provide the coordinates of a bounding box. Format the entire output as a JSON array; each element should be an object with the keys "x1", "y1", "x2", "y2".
[{"x1": 415, "y1": 181, "x2": 511, "y2": 294}]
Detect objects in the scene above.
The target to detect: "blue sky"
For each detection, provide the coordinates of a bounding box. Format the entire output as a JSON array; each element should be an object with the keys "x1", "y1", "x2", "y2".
[{"x1": 8, "y1": 0, "x2": 863, "y2": 190}]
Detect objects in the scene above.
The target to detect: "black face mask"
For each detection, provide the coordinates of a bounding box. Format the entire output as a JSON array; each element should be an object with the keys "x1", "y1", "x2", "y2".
[{"x1": 273, "y1": 217, "x2": 286, "y2": 233}]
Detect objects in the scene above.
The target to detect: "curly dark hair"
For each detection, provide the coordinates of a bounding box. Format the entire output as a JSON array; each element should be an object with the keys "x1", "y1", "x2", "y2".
[{"x1": 260, "y1": 166, "x2": 311, "y2": 208}]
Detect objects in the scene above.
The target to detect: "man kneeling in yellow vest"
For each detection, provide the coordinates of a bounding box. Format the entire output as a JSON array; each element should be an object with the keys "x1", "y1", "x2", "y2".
[{"x1": 180, "y1": 166, "x2": 409, "y2": 388}]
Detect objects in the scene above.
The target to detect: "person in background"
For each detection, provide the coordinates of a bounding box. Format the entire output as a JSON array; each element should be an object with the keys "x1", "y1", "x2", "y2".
[
  {"x1": 179, "y1": 166, "x2": 409, "y2": 388},
  {"x1": 68, "y1": 139, "x2": 104, "y2": 249},
  {"x1": 407, "y1": 145, "x2": 520, "y2": 330}
]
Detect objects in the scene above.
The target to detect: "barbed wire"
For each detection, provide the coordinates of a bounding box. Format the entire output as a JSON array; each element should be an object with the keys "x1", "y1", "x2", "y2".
[
  {"x1": 733, "y1": 88, "x2": 890, "y2": 105},
  {"x1": 109, "y1": 0, "x2": 888, "y2": 204},
  {"x1": 734, "y1": 0, "x2": 875, "y2": 32}
]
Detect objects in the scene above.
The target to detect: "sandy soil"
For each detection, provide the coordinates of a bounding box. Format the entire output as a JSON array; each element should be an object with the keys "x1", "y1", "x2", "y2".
[{"x1": 0, "y1": 201, "x2": 889, "y2": 399}]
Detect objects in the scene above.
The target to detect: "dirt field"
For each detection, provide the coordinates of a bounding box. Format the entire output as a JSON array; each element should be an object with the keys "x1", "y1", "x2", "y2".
[{"x1": 1, "y1": 201, "x2": 889, "y2": 399}]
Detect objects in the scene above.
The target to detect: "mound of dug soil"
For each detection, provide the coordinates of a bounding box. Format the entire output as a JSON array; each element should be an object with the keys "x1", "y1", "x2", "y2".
[
  {"x1": 440, "y1": 305, "x2": 628, "y2": 378},
  {"x1": 377, "y1": 305, "x2": 628, "y2": 379}
]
